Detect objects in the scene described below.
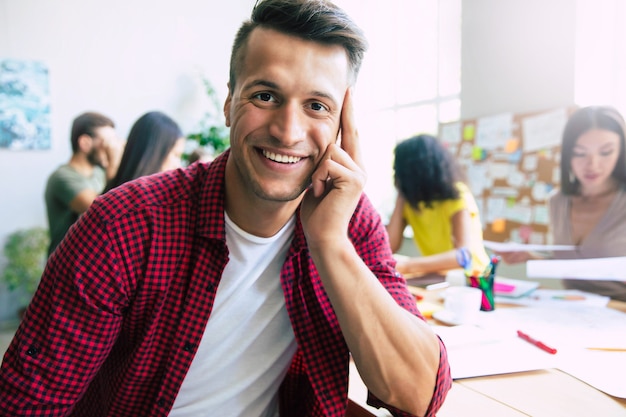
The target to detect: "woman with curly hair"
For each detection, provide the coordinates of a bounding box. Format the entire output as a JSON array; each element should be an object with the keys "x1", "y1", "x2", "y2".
[{"x1": 386, "y1": 134, "x2": 490, "y2": 277}]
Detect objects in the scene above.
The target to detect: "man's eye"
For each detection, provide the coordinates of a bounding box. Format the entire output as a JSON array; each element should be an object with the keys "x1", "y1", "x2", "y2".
[
  {"x1": 310, "y1": 102, "x2": 327, "y2": 112},
  {"x1": 253, "y1": 92, "x2": 274, "y2": 102}
]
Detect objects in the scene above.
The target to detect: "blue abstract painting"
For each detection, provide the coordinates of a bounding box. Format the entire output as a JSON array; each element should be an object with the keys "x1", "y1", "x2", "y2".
[{"x1": 0, "y1": 59, "x2": 51, "y2": 150}]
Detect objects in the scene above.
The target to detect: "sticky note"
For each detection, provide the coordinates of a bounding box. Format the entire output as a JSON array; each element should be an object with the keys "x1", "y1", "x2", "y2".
[
  {"x1": 505, "y1": 138, "x2": 520, "y2": 153},
  {"x1": 492, "y1": 218, "x2": 506, "y2": 233},
  {"x1": 519, "y1": 225, "x2": 532, "y2": 241},
  {"x1": 506, "y1": 196, "x2": 516, "y2": 207},
  {"x1": 463, "y1": 124, "x2": 475, "y2": 140},
  {"x1": 472, "y1": 146, "x2": 486, "y2": 161}
]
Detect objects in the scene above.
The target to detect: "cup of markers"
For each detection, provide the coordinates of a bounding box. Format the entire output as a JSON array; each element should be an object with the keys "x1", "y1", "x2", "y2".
[{"x1": 466, "y1": 256, "x2": 500, "y2": 312}]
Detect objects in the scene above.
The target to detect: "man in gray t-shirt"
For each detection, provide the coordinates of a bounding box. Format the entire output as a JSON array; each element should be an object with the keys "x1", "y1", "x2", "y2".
[{"x1": 44, "y1": 112, "x2": 122, "y2": 256}]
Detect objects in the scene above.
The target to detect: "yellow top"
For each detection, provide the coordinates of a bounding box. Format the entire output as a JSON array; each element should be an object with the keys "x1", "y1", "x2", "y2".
[{"x1": 403, "y1": 182, "x2": 489, "y2": 274}]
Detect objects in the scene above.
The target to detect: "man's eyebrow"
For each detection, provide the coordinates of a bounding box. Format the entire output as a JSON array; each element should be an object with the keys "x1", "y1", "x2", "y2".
[
  {"x1": 244, "y1": 79, "x2": 279, "y2": 90},
  {"x1": 243, "y1": 79, "x2": 339, "y2": 106}
]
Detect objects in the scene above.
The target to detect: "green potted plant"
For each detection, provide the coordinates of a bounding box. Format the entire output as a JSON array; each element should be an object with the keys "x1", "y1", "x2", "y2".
[
  {"x1": 1, "y1": 227, "x2": 49, "y2": 309},
  {"x1": 185, "y1": 76, "x2": 230, "y2": 161}
]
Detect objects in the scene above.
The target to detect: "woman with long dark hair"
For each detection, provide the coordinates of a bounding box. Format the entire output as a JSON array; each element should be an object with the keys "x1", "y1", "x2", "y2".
[
  {"x1": 497, "y1": 106, "x2": 626, "y2": 301},
  {"x1": 105, "y1": 111, "x2": 185, "y2": 192}
]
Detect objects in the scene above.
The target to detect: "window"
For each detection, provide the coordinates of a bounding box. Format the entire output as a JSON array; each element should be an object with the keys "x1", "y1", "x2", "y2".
[{"x1": 335, "y1": 0, "x2": 462, "y2": 218}]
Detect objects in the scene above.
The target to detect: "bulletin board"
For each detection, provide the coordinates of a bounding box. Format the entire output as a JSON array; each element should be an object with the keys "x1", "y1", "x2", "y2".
[{"x1": 438, "y1": 106, "x2": 577, "y2": 244}]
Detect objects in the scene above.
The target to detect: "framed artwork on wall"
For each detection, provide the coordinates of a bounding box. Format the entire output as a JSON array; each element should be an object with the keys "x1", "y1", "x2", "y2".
[{"x1": 0, "y1": 59, "x2": 50, "y2": 150}]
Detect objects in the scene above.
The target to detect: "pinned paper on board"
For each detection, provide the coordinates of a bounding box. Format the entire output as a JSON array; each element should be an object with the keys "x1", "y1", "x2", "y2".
[
  {"x1": 522, "y1": 108, "x2": 567, "y2": 152},
  {"x1": 533, "y1": 206, "x2": 549, "y2": 225},
  {"x1": 491, "y1": 218, "x2": 506, "y2": 233},
  {"x1": 472, "y1": 146, "x2": 486, "y2": 161},
  {"x1": 439, "y1": 107, "x2": 573, "y2": 245},
  {"x1": 506, "y1": 196, "x2": 516, "y2": 208},
  {"x1": 504, "y1": 138, "x2": 520, "y2": 153},
  {"x1": 519, "y1": 225, "x2": 533, "y2": 241},
  {"x1": 440, "y1": 121, "x2": 462, "y2": 145},
  {"x1": 476, "y1": 113, "x2": 513, "y2": 150},
  {"x1": 463, "y1": 124, "x2": 475, "y2": 140},
  {"x1": 508, "y1": 149, "x2": 522, "y2": 163}
]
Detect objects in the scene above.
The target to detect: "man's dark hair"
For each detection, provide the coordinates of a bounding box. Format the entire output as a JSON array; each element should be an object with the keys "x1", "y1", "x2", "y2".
[
  {"x1": 229, "y1": 0, "x2": 368, "y2": 90},
  {"x1": 393, "y1": 134, "x2": 465, "y2": 209},
  {"x1": 70, "y1": 112, "x2": 115, "y2": 153}
]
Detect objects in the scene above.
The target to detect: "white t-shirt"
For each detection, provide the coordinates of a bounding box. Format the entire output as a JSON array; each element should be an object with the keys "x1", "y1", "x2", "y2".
[{"x1": 169, "y1": 213, "x2": 297, "y2": 417}]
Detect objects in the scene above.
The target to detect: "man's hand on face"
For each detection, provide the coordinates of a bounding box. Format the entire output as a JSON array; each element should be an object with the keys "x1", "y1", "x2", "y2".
[{"x1": 300, "y1": 88, "x2": 367, "y2": 249}]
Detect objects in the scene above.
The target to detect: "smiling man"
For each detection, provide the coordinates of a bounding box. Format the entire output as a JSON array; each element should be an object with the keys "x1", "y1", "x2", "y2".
[{"x1": 0, "y1": 1, "x2": 451, "y2": 416}]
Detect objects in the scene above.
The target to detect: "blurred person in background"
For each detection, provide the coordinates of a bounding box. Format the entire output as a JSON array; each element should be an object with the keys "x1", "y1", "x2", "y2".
[
  {"x1": 105, "y1": 110, "x2": 185, "y2": 192},
  {"x1": 386, "y1": 134, "x2": 490, "y2": 278},
  {"x1": 44, "y1": 111, "x2": 122, "y2": 256},
  {"x1": 496, "y1": 106, "x2": 626, "y2": 301}
]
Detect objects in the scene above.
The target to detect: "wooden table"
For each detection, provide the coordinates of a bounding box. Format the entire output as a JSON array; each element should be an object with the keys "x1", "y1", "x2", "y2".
[{"x1": 348, "y1": 294, "x2": 626, "y2": 417}]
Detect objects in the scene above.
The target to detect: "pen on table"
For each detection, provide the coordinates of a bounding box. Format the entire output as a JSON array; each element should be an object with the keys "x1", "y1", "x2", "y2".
[
  {"x1": 517, "y1": 330, "x2": 558, "y2": 354},
  {"x1": 586, "y1": 347, "x2": 626, "y2": 352}
]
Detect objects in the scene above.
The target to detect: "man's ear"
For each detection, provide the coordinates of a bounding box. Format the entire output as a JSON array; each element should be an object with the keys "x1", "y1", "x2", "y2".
[
  {"x1": 224, "y1": 82, "x2": 232, "y2": 127},
  {"x1": 77, "y1": 134, "x2": 92, "y2": 152}
]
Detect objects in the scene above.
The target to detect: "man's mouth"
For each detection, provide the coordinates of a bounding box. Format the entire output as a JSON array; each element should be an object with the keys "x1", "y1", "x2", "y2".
[{"x1": 262, "y1": 150, "x2": 303, "y2": 164}]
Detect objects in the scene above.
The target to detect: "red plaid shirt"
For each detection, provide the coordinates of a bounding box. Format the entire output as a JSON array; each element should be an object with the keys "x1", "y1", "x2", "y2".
[{"x1": 0, "y1": 151, "x2": 451, "y2": 416}]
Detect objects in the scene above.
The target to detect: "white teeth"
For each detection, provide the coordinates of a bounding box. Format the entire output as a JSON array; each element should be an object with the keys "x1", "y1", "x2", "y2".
[{"x1": 262, "y1": 150, "x2": 302, "y2": 164}]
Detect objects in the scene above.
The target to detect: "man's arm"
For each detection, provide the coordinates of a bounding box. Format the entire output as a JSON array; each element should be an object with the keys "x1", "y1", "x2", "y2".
[
  {"x1": 69, "y1": 188, "x2": 100, "y2": 214},
  {"x1": 300, "y1": 90, "x2": 449, "y2": 416},
  {"x1": 394, "y1": 208, "x2": 470, "y2": 276}
]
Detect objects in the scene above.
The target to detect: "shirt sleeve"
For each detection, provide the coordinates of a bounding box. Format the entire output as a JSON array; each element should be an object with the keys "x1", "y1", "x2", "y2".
[
  {"x1": 0, "y1": 207, "x2": 127, "y2": 415},
  {"x1": 367, "y1": 337, "x2": 452, "y2": 417}
]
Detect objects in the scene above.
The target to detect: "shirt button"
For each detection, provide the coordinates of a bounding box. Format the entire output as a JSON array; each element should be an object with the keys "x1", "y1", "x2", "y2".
[
  {"x1": 26, "y1": 346, "x2": 39, "y2": 356},
  {"x1": 183, "y1": 342, "x2": 195, "y2": 352},
  {"x1": 157, "y1": 398, "x2": 166, "y2": 407}
]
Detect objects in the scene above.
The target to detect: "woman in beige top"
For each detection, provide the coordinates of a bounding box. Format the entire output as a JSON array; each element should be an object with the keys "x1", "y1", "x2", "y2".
[{"x1": 498, "y1": 106, "x2": 626, "y2": 301}]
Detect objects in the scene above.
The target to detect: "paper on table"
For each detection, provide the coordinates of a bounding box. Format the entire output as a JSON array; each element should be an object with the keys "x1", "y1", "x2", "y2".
[
  {"x1": 527, "y1": 257, "x2": 626, "y2": 281},
  {"x1": 483, "y1": 240, "x2": 576, "y2": 252},
  {"x1": 433, "y1": 304, "x2": 626, "y2": 396},
  {"x1": 495, "y1": 289, "x2": 610, "y2": 308},
  {"x1": 557, "y1": 348, "x2": 626, "y2": 398},
  {"x1": 432, "y1": 324, "x2": 556, "y2": 379}
]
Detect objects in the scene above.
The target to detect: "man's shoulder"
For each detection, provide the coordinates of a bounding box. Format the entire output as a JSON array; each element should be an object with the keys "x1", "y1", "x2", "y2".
[{"x1": 94, "y1": 163, "x2": 217, "y2": 223}]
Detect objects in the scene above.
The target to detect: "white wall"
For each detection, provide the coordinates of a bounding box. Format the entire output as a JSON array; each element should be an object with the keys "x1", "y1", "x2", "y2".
[
  {"x1": 0, "y1": 0, "x2": 254, "y2": 245},
  {"x1": 461, "y1": 0, "x2": 576, "y2": 118},
  {"x1": 0, "y1": 0, "x2": 255, "y2": 320}
]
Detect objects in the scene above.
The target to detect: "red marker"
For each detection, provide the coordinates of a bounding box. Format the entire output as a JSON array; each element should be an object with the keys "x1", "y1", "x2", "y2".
[{"x1": 517, "y1": 330, "x2": 557, "y2": 354}]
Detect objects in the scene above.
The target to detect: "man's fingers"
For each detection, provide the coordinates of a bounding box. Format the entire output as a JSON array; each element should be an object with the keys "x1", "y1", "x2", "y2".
[{"x1": 339, "y1": 88, "x2": 363, "y2": 169}]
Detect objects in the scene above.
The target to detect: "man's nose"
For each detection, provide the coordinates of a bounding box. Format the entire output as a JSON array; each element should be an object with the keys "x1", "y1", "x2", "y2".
[{"x1": 270, "y1": 102, "x2": 306, "y2": 146}]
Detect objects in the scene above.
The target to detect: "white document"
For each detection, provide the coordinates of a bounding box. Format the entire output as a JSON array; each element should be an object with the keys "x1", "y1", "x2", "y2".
[
  {"x1": 521, "y1": 108, "x2": 568, "y2": 152},
  {"x1": 558, "y1": 348, "x2": 626, "y2": 398},
  {"x1": 432, "y1": 324, "x2": 556, "y2": 379},
  {"x1": 483, "y1": 240, "x2": 576, "y2": 252},
  {"x1": 527, "y1": 257, "x2": 626, "y2": 281}
]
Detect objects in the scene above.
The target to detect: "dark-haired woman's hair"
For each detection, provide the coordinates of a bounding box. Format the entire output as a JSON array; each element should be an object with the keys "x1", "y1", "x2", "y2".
[
  {"x1": 393, "y1": 134, "x2": 465, "y2": 209},
  {"x1": 105, "y1": 111, "x2": 183, "y2": 192},
  {"x1": 229, "y1": 0, "x2": 368, "y2": 89},
  {"x1": 560, "y1": 106, "x2": 626, "y2": 195}
]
